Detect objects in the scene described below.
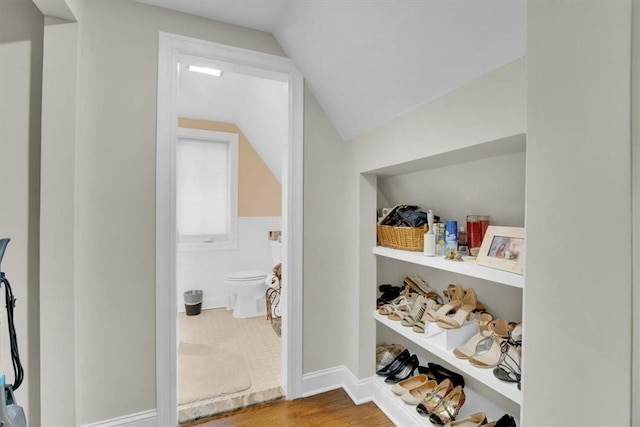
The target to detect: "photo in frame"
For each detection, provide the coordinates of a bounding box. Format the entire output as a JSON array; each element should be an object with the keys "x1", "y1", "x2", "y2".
[{"x1": 476, "y1": 226, "x2": 525, "y2": 275}]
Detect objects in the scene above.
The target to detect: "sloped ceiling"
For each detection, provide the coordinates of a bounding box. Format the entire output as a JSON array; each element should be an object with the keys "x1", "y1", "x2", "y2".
[
  {"x1": 139, "y1": 0, "x2": 526, "y2": 141},
  {"x1": 178, "y1": 67, "x2": 288, "y2": 182}
]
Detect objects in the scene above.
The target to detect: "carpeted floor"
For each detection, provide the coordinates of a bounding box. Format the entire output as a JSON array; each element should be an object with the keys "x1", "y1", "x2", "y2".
[{"x1": 177, "y1": 308, "x2": 283, "y2": 424}]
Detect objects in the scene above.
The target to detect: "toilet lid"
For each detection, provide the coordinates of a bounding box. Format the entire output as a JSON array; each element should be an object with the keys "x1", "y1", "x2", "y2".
[{"x1": 225, "y1": 270, "x2": 266, "y2": 281}]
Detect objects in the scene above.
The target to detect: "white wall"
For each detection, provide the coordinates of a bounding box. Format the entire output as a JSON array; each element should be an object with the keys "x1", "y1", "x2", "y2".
[
  {"x1": 40, "y1": 18, "x2": 79, "y2": 426},
  {"x1": 378, "y1": 151, "x2": 526, "y2": 228},
  {"x1": 302, "y1": 88, "x2": 347, "y2": 373},
  {"x1": 177, "y1": 217, "x2": 281, "y2": 310},
  {"x1": 37, "y1": 0, "x2": 347, "y2": 423},
  {"x1": 0, "y1": 0, "x2": 43, "y2": 423},
  {"x1": 525, "y1": 1, "x2": 632, "y2": 424}
]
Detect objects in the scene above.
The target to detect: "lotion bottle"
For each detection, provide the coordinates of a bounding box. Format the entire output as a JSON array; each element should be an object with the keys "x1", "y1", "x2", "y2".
[{"x1": 424, "y1": 209, "x2": 436, "y2": 256}]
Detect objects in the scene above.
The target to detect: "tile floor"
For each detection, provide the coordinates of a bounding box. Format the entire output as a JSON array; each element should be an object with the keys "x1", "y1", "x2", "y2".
[{"x1": 177, "y1": 308, "x2": 283, "y2": 424}]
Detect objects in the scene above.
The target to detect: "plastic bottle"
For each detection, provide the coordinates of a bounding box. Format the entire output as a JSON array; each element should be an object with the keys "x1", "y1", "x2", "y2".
[
  {"x1": 423, "y1": 210, "x2": 436, "y2": 256},
  {"x1": 445, "y1": 220, "x2": 458, "y2": 252}
]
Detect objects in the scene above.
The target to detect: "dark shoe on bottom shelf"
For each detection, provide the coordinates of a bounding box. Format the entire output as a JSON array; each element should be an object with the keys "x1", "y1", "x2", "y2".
[
  {"x1": 419, "y1": 363, "x2": 465, "y2": 388},
  {"x1": 384, "y1": 354, "x2": 419, "y2": 383},
  {"x1": 376, "y1": 349, "x2": 409, "y2": 376},
  {"x1": 485, "y1": 414, "x2": 517, "y2": 427}
]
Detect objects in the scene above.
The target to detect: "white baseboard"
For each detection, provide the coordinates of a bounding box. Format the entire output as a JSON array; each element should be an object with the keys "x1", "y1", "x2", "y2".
[
  {"x1": 302, "y1": 366, "x2": 420, "y2": 426},
  {"x1": 81, "y1": 409, "x2": 157, "y2": 427},
  {"x1": 302, "y1": 365, "x2": 374, "y2": 405}
]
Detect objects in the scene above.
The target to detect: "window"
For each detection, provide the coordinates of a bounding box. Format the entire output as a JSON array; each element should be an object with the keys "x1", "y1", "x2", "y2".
[{"x1": 176, "y1": 128, "x2": 238, "y2": 250}]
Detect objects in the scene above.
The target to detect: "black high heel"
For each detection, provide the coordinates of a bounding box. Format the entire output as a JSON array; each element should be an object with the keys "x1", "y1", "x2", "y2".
[
  {"x1": 384, "y1": 354, "x2": 419, "y2": 383},
  {"x1": 485, "y1": 414, "x2": 517, "y2": 427},
  {"x1": 418, "y1": 363, "x2": 465, "y2": 388},
  {"x1": 376, "y1": 349, "x2": 409, "y2": 376}
]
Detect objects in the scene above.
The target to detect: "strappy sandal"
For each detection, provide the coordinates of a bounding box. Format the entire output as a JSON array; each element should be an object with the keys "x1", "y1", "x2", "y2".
[
  {"x1": 452, "y1": 325, "x2": 492, "y2": 359},
  {"x1": 416, "y1": 379, "x2": 453, "y2": 415},
  {"x1": 493, "y1": 325, "x2": 522, "y2": 389},
  {"x1": 437, "y1": 288, "x2": 477, "y2": 329},
  {"x1": 388, "y1": 296, "x2": 419, "y2": 321},
  {"x1": 468, "y1": 319, "x2": 515, "y2": 368},
  {"x1": 401, "y1": 298, "x2": 427, "y2": 327},
  {"x1": 412, "y1": 297, "x2": 442, "y2": 332},
  {"x1": 424, "y1": 285, "x2": 464, "y2": 322},
  {"x1": 428, "y1": 385, "x2": 466, "y2": 425},
  {"x1": 405, "y1": 274, "x2": 434, "y2": 295}
]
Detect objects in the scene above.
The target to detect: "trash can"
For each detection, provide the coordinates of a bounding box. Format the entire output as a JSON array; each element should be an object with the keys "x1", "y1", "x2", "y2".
[{"x1": 184, "y1": 290, "x2": 203, "y2": 316}]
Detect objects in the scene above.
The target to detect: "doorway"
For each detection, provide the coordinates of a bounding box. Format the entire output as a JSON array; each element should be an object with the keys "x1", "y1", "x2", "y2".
[{"x1": 155, "y1": 32, "x2": 304, "y2": 426}]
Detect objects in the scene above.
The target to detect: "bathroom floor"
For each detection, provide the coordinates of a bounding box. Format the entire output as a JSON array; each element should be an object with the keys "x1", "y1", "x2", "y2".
[{"x1": 177, "y1": 308, "x2": 283, "y2": 424}]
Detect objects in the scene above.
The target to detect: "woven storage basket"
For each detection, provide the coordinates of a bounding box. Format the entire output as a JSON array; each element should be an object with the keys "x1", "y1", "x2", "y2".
[{"x1": 377, "y1": 223, "x2": 427, "y2": 251}]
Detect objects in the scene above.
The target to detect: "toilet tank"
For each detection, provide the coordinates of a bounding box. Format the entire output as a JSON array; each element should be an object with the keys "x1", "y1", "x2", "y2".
[{"x1": 271, "y1": 240, "x2": 282, "y2": 267}]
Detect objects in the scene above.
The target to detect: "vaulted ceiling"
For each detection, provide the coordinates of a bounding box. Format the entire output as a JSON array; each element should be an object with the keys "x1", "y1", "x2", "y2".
[{"x1": 139, "y1": 0, "x2": 526, "y2": 141}]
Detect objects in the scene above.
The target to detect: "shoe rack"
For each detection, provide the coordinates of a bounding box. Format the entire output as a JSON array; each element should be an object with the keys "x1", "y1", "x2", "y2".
[{"x1": 368, "y1": 135, "x2": 526, "y2": 426}]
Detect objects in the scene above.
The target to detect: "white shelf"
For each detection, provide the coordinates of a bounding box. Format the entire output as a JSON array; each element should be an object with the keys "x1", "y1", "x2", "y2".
[
  {"x1": 374, "y1": 311, "x2": 522, "y2": 405},
  {"x1": 372, "y1": 375, "x2": 514, "y2": 427},
  {"x1": 373, "y1": 246, "x2": 525, "y2": 289}
]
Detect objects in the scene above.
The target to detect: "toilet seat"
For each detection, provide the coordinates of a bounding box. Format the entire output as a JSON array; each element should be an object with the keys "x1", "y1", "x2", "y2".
[{"x1": 225, "y1": 270, "x2": 266, "y2": 282}]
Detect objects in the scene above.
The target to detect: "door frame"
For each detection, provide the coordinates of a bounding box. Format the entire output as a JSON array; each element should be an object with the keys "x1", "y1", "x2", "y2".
[{"x1": 155, "y1": 32, "x2": 304, "y2": 426}]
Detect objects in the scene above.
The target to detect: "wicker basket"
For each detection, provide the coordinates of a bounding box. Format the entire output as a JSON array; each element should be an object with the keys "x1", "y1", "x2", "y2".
[{"x1": 377, "y1": 223, "x2": 427, "y2": 251}]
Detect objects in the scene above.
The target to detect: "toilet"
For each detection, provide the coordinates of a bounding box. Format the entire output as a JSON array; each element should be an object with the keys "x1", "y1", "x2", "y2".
[
  {"x1": 225, "y1": 270, "x2": 268, "y2": 318},
  {"x1": 225, "y1": 239, "x2": 283, "y2": 319}
]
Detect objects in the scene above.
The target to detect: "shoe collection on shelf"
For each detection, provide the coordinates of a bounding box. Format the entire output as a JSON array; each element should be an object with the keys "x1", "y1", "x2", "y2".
[
  {"x1": 376, "y1": 348, "x2": 517, "y2": 426},
  {"x1": 375, "y1": 275, "x2": 522, "y2": 424}
]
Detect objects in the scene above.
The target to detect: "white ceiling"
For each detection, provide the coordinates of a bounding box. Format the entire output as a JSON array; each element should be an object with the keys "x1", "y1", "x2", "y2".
[{"x1": 141, "y1": 0, "x2": 526, "y2": 141}]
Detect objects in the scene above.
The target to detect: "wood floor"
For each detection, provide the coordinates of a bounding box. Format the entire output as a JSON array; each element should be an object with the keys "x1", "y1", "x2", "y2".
[{"x1": 184, "y1": 388, "x2": 394, "y2": 426}]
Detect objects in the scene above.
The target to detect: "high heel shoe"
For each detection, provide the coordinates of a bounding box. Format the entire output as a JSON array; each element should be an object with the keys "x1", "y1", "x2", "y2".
[
  {"x1": 376, "y1": 349, "x2": 409, "y2": 376},
  {"x1": 452, "y1": 325, "x2": 492, "y2": 359},
  {"x1": 444, "y1": 412, "x2": 487, "y2": 427},
  {"x1": 424, "y1": 285, "x2": 464, "y2": 322},
  {"x1": 428, "y1": 385, "x2": 466, "y2": 425},
  {"x1": 493, "y1": 324, "x2": 522, "y2": 389},
  {"x1": 419, "y1": 363, "x2": 465, "y2": 388},
  {"x1": 484, "y1": 414, "x2": 517, "y2": 427},
  {"x1": 385, "y1": 354, "x2": 419, "y2": 383},
  {"x1": 416, "y1": 378, "x2": 453, "y2": 415},
  {"x1": 437, "y1": 288, "x2": 477, "y2": 329},
  {"x1": 468, "y1": 319, "x2": 515, "y2": 368},
  {"x1": 390, "y1": 373, "x2": 428, "y2": 395},
  {"x1": 400, "y1": 296, "x2": 427, "y2": 326},
  {"x1": 412, "y1": 297, "x2": 441, "y2": 332},
  {"x1": 400, "y1": 379, "x2": 437, "y2": 405}
]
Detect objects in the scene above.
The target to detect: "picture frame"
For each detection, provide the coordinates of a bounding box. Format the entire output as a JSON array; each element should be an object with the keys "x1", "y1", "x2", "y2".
[{"x1": 476, "y1": 226, "x2": 525, "y2": 275}]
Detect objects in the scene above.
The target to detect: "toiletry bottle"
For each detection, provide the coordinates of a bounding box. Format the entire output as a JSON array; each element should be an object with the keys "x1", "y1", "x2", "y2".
[
  {"x1": 445, "y1": 220, "x2": 458, "y2": 253},
  {"x1": 457, "y1": 225, "x2": 468, "y2": 256},
  {"x1": 424, "y1": 210, "x2": 436, "y2": 256}
]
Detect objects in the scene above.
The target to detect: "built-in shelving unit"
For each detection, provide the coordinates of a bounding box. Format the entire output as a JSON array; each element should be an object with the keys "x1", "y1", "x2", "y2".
[
  {"x1": 368, "y1": 134, "x2": 526, "y2": 425},
  {"x1": 373, "y1": 246, "x2": 524, "y2": 289}
]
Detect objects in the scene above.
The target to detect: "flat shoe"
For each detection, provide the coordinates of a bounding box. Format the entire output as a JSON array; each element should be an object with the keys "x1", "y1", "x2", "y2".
[
  {"x1": 444, "y1": 412, "x2": 487, "y2": 427},
  {"x1": 400, "y1": 379, "x2": 437, "y2": 405},
  {"x1": 391, "y1": 373, "x2": 428, "y2": 395}
]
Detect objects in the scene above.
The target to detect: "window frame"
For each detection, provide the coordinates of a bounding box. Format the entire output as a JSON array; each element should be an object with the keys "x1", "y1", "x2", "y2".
[{"x1": 176, "y1": 127, "x2": 239, "y2": 252}]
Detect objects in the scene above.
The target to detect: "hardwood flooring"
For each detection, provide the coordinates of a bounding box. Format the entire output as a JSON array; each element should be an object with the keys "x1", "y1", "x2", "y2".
[{"x1": 184, "y1": 388, "x2": 394, "y2": 426}]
